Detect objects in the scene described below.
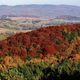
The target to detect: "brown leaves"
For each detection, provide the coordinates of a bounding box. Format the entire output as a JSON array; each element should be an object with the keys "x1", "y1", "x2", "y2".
[{"x1": 0, "y1": 56, "x2": 24, "y2": 71}]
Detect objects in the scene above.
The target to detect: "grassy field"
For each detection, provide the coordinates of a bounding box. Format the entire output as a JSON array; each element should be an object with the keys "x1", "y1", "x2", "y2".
[{"x1": 0, "y1": 34, "x2": 7, "y2": 40}]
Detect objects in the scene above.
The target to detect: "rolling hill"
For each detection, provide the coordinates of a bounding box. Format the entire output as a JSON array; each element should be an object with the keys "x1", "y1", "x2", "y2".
[
  {"x1": 0, "y1": 24, "x2": 80, "y2": 59},
  {"x1": 0, "y1": 24, "x2": 80, "y2": 80}
]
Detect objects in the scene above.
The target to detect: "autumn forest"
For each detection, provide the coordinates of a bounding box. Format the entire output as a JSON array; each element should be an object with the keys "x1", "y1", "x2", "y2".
[{"x1": 0, "y1": 24, "x2": 80, "y2": 80}]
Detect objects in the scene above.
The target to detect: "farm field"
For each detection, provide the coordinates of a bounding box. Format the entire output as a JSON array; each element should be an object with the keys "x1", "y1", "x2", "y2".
[{"x1": 0, "y1": 17, "x2": 80, "y2": 41}]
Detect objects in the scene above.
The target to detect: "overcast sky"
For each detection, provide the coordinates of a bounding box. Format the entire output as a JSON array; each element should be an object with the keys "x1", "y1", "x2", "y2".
[{"x1": 0, "y1": 0, "x2": 80, "y2": 6}]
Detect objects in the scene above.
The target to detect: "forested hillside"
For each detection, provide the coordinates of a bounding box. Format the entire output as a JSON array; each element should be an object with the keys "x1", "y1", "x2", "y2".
[{"x1": 0, "y1": 24, "x2": 80, "y2": 80}]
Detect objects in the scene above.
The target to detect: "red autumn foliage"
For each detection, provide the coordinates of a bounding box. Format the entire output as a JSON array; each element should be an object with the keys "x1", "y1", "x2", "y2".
[
  {"x1": 0, "y1": 51, "x2": 4, "y2": 56},
  {"x1": 45, "y1": 45, "x2": 56, "y2": 55},
  {"x1": 30, "y1": 50, "x2": 36, "y2": 58},
  {"x1": 0, "y1": 24, "x2": 80, "y2": 60}
]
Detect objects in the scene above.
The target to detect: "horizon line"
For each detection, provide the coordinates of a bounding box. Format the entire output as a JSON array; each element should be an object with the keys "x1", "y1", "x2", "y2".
[{"x1": 0, "y1": 4, "x2": 80, "y2": 7}]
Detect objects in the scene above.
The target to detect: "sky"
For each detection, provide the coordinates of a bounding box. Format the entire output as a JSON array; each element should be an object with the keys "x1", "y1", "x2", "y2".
[{"x1": 0, "y1": 0, "x2": 80, "y2": 6}]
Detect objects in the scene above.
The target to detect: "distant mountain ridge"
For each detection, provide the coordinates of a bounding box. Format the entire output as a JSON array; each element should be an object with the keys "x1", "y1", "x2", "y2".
[
  {"x1": 55, "y1": 15, "x2": 80, "y2": 20},
  {"x1": 0, "y1": 5, "x2": 80, "y2": 18}
]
